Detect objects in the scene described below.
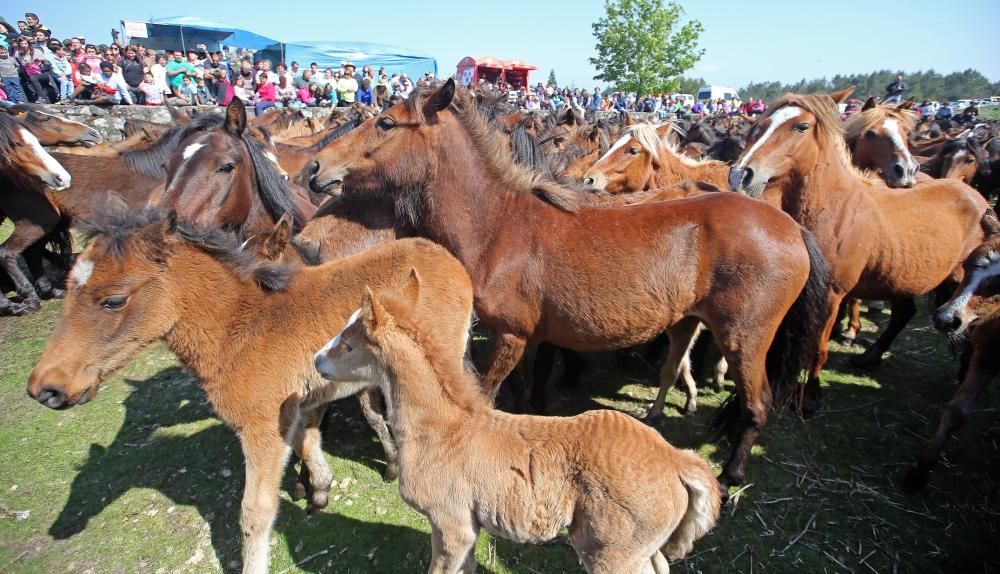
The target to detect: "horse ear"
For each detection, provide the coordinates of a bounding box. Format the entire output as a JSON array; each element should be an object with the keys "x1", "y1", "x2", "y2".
[
  {"x1": 224, "y1": 99, "x2": 247, "y2": 135},
  {"x1": 830, "y1": 86, "x2": 855, "y2": 104},
  {"x1": 564, "y1": 110, "x2": 578, "y2": 127},
  {"x1": 861, "y1": 97, "x2": 877, "y2": 112},
  {"x1": 264, "y1": 213, "x2": 293, "y2": 256},
  {"x1": 433, "y1": 78, "x2": 456, "y2": 111},
  {"x1": 400, "y1": 267, "x2": 423, "y2": 309},
  {"x1": 624, "y1": 112, "x2": 636, "y2": 126},
  {"x1": 898, "y1": 97, "x2": 916, "y2": 111},
  {"x1": 588, "y1": 125, "x2": 600, "y2": 142},
  {"x1": 361, "y1": 285, "x2": 391, "y2": 331}
]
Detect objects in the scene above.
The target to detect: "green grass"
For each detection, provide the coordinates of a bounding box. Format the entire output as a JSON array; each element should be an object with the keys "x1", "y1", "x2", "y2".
[
  {"x1": 977, "y1": 106, "x2": 1000, "y2": 121},
  {"x1": 1, "y1": 298, "x2": 998, "y2": 573}
]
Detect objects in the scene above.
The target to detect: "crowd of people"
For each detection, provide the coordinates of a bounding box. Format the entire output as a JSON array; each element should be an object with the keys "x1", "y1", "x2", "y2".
[
  {"x1": 0, "y1": 11, "x2": 442, "y2": 112},
  {"x1": 479, "y1": 79, "x2": 766, "y2": 118}
]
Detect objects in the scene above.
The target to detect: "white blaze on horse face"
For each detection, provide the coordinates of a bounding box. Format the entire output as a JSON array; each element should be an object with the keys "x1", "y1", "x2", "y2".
[
  {"x1": 943, "y1": 253, "x2": 1000, "y2": 316},
  {"x1": 18, "y1": 127, "x2": 71, "y2": 190},
  {"x1": 315, "y1": 307, "x2": 364, "y2": 361},
  {"x1": 882, "y1": 118, "x2": 917, "y2": 170},
  {"x1": 182, "y1": 142, "x2": 206, "y2": 160},
  {"x1": 596, "y1": 133, "x2": 633, "y2": 164},
  {"x1": 70, "y1": 257, "x2": 95, "y2": 287},
  {"x1": 737, "y1": 106, "x2": 802, "y2": 169}
]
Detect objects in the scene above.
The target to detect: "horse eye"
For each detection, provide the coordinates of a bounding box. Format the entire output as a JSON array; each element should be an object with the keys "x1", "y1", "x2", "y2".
[
  {"x1": 794, "y1": 123, "x2": 809, "y2": 133},
  {"x1": 101, "y1": 295, "x2": 128, "y2": 310},
  {"x1": 628, "y1": 147, "x2": 640, "y2": 155},
  {"x1": 218, "y1": 163, "x2": 236, "y2": 173},
  {"x1": 864, "y1": 130, "x2": 876, "y2": 138},
  {"x1": 966, "y1": 157, "x2": 975, "y2": 164},
  {"x1": 377, "y1": 117, "x2": 395, "y2": 130}
]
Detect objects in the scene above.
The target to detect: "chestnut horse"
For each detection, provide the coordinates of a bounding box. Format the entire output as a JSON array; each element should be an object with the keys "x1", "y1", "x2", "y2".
[
  {"x1": 3, "y1": 104, "x2": 103, "y2": 147},
  {"x1": 26, "y1": 209, "x2": 472, "y2": 574},
  {"x1": 730, "y1": 90, "x2": 998, "y2": 407},
  {"x1": 313, "y1": 279, "x2": 721, "y2": 574},
  {"x1": 0, "y1": 113, "x2": 73, "y2": 315},
  {"x1": 157, "y1": 101, "x2": 315, "y2": 237},
  {"x1": 582, "y1": 122, "x2": 730, "y2": 193},
  {"x1": 844, "y1": 97, "x2": 921, "y2": 188},
  {"x1": 905, "y1": 237, "x2": 1000, "y2": 490},
  {"x1": 309, "y1": 80, "x2": 833, "y2": 491}
]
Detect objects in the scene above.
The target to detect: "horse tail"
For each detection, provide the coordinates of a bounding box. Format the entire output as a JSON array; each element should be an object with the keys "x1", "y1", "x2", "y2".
[
  {"x1": 981, "y1": 207, "x2": 1000, "y2": 238},
  {"x1": 663, "y1": 449, "x2": 722, "y2": 561},
  {"x1": 711, "y1": 227, "x2": 832, "y2": 436}
]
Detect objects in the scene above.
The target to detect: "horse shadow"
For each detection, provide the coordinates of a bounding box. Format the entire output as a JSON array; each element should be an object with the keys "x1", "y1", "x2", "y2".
[{"x1": 49, "y1": 365, "x2": 538, "y2": 573}]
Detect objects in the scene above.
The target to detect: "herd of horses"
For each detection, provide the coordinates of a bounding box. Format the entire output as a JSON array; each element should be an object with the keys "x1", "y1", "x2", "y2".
[{"x1": 2, "y1": 79, "x2": 998, "y2": 572}]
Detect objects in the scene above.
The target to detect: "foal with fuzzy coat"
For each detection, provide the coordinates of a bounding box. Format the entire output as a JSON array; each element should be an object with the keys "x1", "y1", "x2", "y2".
[{"x1": 313, "y1": 279, "x2": 721, "y2": 574}]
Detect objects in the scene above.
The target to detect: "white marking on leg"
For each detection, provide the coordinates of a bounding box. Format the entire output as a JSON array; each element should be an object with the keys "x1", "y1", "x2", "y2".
[
  {"x1": 182, "y1": 142, "x2": 206, "y2": 160},
  {"x1": 18, "y1": 127, "x2": 71, "y2": 190},
  {"x1": 737, "y1": 106, "x2": 802, "y2": 169},
  {"x1": 596, "y1": 133, "x2": 633, "y2": 164},
  {"x1": 882, "y1": 118, "x2": 917, "y2": 172},
  {"x1": 70, "y1": 258, "x2": 94, "y2": 287}
]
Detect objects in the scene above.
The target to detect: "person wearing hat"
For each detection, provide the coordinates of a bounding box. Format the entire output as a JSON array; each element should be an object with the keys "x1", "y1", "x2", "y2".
[
  {"x1": 336, "y1": 61, "x2": 358, "y2": 107},
  {"x1": 24, "y1": 13, "x2": 46, "y2": 33}
]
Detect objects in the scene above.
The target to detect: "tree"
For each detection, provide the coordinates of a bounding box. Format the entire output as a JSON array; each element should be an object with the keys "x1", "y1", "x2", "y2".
[
  {"x1": 590, "y1": 0, "x2": 704, "y2": 100},
  {"x1": 547, "y1": 69, "x2": 558, "y2": 88}
]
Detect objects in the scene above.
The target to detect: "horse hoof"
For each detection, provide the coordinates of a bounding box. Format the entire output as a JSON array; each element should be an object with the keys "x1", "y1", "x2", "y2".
[
  {"x1": 46, "y1": 288, "x2": 66, "y2": 300},
  {"x1": 902, "y1": 466, "x2": 929, "y2": 493},
  {"x1": 383, "y1": 463, "x2": 399, "y2": 482},
  {"x1": 10, "y1": 301, "x2": 38, "y2": 316},
  {"x1": 682, "y1": 402, "x2": 697, "y2": 415},
  {"x1": 642, "y1": 409, "x2": 663, "y2": 424},
  {"x1": 849, "y1": 351, "x2": 883, "y2": 369}
]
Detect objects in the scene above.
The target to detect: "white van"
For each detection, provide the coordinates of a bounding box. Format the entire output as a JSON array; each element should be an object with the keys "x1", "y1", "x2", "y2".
[{"x1": 697, "y1": 85, "x2": 740, "y2": 102}]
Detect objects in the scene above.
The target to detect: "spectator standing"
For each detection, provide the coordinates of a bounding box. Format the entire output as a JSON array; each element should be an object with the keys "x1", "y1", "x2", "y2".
[
  {"x1": 336, "y1": 62, "x2": 358, "y2": 106},
  {"x1": 49, "y1": 42, "x2": 73, "y2": 101},
  {"x1": 884, "y1": 74, "x2": 907, "y2": 105},
  {"x1": 150, "y1": 53, "x2": 169, "y2": 96},
  {"x1": 117, "y1": 45, "x2": 145, "y2": 103},
  {"x1": 14, "y1": 35, "x2": 56, "y2": 103},
  {"x1": 166, "y1": 50, "x2": 195, "y2": 93},
  {"x1": 0, "y1": 44, "x2": 25, "y2": 103}
]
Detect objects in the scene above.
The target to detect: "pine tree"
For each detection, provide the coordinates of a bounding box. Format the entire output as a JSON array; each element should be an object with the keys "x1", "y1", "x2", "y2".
[{"x1": 547, "y1": 69, "x2": 558, "y2": 88}]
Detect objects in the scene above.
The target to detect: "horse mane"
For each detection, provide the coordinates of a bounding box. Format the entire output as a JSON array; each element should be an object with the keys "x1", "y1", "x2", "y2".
[
  {"x1": 766, "y1": 93, "x2": 883, "y2": 185},
  {"x1": 0, "y1": 113, "x2": 22, "y2": 151},
  {"x1": 312, "y1": 117, "x2": 362, "y2": 150},
  {"x1": 78, "y1": 207, "x2": 293, "y2": 291},
  {"x1": 627, "y1": 122, "x2": 720, "y2": 168},
  {"x1": 408, "y1": 85, "x2": 580, "y2": 213},
  {"x1": 239, "y1": 132, "x2": 305, "y2": 232},
  {"x1": 844, "y1": 105, "x2": 916, "y2": 146},
  {"x1": 377, "y1": 291, "x2": 488, "y2": 413},
  {"x1": 121, "y1": 113, "x2": 224, "y2": 178}
]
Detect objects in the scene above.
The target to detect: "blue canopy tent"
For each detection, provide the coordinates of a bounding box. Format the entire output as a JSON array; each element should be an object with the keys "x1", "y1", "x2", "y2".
[
  {"x1": 258, "y1": 41, "x2": 437, "y2": 81},
  {"x1": 121, "y1": 16, "x2": 279, "y2": 54}
]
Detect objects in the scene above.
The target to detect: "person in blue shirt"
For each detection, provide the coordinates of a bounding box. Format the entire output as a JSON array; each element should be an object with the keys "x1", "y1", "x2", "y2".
[
  {"x1": 935, "y1": 104, "x2": 954, "y2": 120},
  {"x1": 356, "y1": 77, "x2": 374, "y2": 106}
]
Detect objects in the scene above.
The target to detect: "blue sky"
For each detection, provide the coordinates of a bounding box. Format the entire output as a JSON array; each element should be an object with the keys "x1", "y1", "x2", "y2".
[{"x1": 7, "y1": 0, "x2": 999, "y2": 88}]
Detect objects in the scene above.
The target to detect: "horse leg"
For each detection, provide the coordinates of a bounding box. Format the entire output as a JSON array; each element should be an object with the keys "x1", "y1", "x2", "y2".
[
  {"x1": 0, "y1": 225, "x2": 47, "y2": 315},
  {"x1": 357, "y1": 388, "x2": 399, "y2": 481},
  {"x1": 904, "y1": 335, "x2": 999, "y2": 491},
  {"x1": 291, "y1": 407, "x2": 333, "y2": 511},
  {"x1": 834, "y1": 298, "x2": 861, "y2": 345},
  {"x1": 480, "y1": 332, "x2": 527, "y2": 402},
  {"x1": 560, "y1": 347, "x2": 587, "y2": 388},
  {"x1": 803, "y1": 291, "x2": 845, "y2": 415},
  {"x1": 713, "y1": 356, "x2": 729, "y2": 392},
  {"x1": 645, "y1": 318, "x2": 702, "y2": 421},
  {"x1": 851, "y1": 297, "x2": 916, "y2": 368},
  {"x1": 428, "y1": 518, "x2": 480, "y2": 574},
  {"x1": 528, "y1": 343, "x2": 556, "y2": 414},
  {"x1": 239, "y1": 427, "x2": 290, "y2": 574}
]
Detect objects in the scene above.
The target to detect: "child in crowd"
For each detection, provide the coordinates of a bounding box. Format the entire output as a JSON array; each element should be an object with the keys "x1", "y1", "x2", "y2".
[
  {"x1": 71, "y1": 62, "x2": 98, "y2": 101},
  {"x1": 195, "y1": 76, "x2": 214, "y2": 105},
  {"x1": 138, "y1": 72, "x2": 162, "y2": 105},
  {"x1": 0, "y1": 45, "x2": 25, "y2": 103},
  {"x1": 176, "y1": 75, "x2": 198, "y2": 105},
  {"x1": 50, "y1": 44, "x2": 74, "y2": 101}
]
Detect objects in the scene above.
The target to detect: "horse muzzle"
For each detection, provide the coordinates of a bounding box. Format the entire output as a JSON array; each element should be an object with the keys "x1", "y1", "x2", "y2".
[
  {"x1": 308, "y1": 162, "x2": 346, "y2": 196},
  {"x1": 27, "y1": 366, "x2": 99, "y2": 410},
  {"x1": 728, "y1": 166, "x2": 766, "y2": 198}
]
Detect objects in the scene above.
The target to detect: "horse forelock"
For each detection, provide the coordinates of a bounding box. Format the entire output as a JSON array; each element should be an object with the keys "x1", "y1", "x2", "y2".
[{"x1": 844, "y1": 105, "x2": 916, "y2": 145}]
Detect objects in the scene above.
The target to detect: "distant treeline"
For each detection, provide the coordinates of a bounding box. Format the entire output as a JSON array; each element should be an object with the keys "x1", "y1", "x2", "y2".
[{"x1": 674, "y1": 69, "x2": 999, "y2": 103}]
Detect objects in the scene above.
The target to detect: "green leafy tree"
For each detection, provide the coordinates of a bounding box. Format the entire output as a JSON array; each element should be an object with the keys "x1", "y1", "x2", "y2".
[
  {"x1": 547, "y1": 69, "x2": 558, "y2": 87},
  {"x1": 590, "y1": 0, "x2": 704, "y2": 100}
]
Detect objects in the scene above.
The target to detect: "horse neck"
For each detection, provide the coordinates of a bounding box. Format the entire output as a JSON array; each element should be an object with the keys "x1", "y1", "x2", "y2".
[
  {"x1": 162, "y1": 244, "x2": 256, "y2": 386},
  {"x1": 420, "y1": 117, "x2": 528, "y2": 263},
  {"x1": 653, "y1": 146, "x2": 698, "y2": 185},
  {"x1": 780, "y1": 141, "x2": 869, "y2": 227},
  {"x1": 382, "y1": 336, "x2": 482, "y2": 443}
]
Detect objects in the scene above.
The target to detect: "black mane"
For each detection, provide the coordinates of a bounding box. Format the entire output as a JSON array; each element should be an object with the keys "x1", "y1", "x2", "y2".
[{"x1": 121, "y1": 113, "x2": 225, "y2": 178}]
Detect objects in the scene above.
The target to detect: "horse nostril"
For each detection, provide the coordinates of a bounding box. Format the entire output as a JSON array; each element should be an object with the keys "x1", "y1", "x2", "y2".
[
  {"x1": 741, "y1": 167, "x2": 754, "y2": 188},
  {"x1": 36, "y1": 387, "x2": 67, "y2": 409},
  {"x1": 309, "y1": 160, "x2": 320, "y2": 176},
  {"x1": 893, "y1": 163, "x2": 905, "y2": 179},
  {"x1": 583, "y1": 177, "x2": 595, "y2": 186}
]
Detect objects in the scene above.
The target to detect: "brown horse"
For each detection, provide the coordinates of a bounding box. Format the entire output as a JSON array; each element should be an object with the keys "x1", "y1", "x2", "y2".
[
  {"x1": 157, "y1": 101, "x2": 315, "y2": 237},
  {"x1": 844, "y1": 97, "x2": 921, "y2": 188},
  {"x1": 730, "y1": 90, "x2": 997, "y2": 406},
  {"x1": 309, "y1": 80, "x2": 832, "y2": 491},
  {"x1": 26, "y1": 209, "x2": 472, "y2": 574},
  {"x1": 3, "y1": 104, "x2": 103, "y2": 147},
  {"x1": 0, "y1": 113, "x2": 73, "y2": 314},
  {"x1": 904, "y1": 237, "x2": 1000, "y2": 490},
  {"x1": 923, "y1": 136, "x2": 990, "y2": 185},
  {"x1": 582, "y1": 122, "x2": 730, "y2": 193},
  {"x1": 313, "y1": 279, "x2": 720, "y2": 573}
]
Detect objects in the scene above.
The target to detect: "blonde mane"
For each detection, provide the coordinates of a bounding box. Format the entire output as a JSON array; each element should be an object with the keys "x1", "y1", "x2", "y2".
[
  {"x1": 625, "y1": 123, "x2": 723, "y2": 169},
  {"x1": 409, "y1": 85, "x2": 580, "y2": 213},
  {"x1": 844, "y1": 105, "x2": 916, "y2": 146},
  {"x1": 765, "y1": 93, "x2": 883, "y2": 185}
]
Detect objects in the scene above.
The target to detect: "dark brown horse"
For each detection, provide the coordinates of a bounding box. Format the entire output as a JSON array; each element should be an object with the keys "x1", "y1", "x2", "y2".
[
  {"x1": 309, "y1": 80, "x2": 833, "y2": 491},
  {"x1": 2, "y1": 104, "x2": 103, "y2": 147},
  {"x1": 905, "y1": 237, "x2": 1000, "y2": 490},
  {"x1": 0, "y1": 113, "x2": 73, "y2": 315},
  {"x1": 730, "y1": 90, "x2": 997, "y2": 407},
  {"x1": 156, "y1": 101, "x2": 315, "y2": 237}
]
